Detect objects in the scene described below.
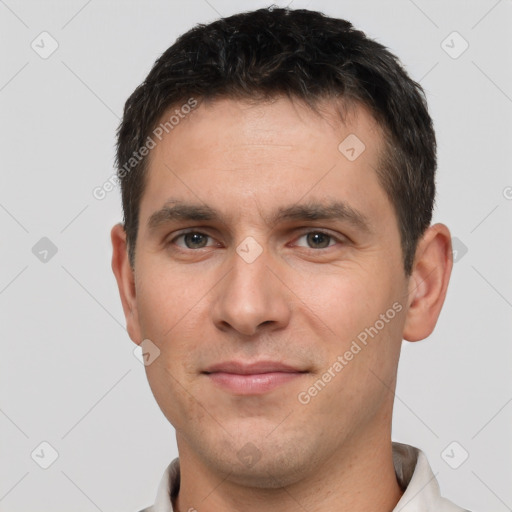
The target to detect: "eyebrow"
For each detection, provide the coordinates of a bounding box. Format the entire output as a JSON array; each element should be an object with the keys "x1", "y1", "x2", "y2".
[{"x1": 147, "y1": 199, "x2": 372, "y2": 233}]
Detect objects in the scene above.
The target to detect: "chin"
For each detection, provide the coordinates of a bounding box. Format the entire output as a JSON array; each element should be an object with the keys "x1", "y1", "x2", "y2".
[
  {"x1": 214, "y1": 452, "x2": 313, "y2": 489},
  {"x1": 195, "y1": 430, "x2": 323, "y2": 489}
]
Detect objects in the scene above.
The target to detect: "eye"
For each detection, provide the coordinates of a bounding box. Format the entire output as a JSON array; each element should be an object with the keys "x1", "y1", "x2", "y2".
[
  {"x1": 294, "y1": 230, "x2": 340, "y2": 249},
  {"x1": 168, "y1": 229, "x2": 344, "y2": 252},
  {"x1": 171, "y1": 231, "x2": 217, "y2": 249}
]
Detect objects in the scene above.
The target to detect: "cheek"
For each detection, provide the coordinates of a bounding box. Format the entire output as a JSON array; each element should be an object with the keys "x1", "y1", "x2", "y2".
[
  {"x1": 144, "y1": 362, "x2": 198, "y2": 432},
  {"x1": 297, "y1": 268, "x2": 405, "y2": 382},
  {"x1": 135, "y1": 263, "x2": 202, "y2": 341},
  {"x1": 293, "y1": 269, "x2": 380, "y2": 342},
  {"x1": 140, "y1": 304, "x2": 205, "y2": 431}
]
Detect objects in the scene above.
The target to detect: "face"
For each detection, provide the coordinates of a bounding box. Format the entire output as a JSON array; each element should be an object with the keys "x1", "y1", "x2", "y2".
[{"x1": 119, "y1": 97, "x2": 412, "y2": 487}]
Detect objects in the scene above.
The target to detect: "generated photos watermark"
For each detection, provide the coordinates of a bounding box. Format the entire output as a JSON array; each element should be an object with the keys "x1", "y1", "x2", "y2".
[
  {"x1": 297, "y1": 301, "x2": 403, "y2": 405},
  {"x1": 92, "y1": 97, "x2": 198, "y2": 200}
]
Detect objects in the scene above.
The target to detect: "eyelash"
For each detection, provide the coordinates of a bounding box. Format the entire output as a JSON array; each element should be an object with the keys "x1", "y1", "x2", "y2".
[{"x1": 167, "y1": 229, "x2": 345, "y2": 251}]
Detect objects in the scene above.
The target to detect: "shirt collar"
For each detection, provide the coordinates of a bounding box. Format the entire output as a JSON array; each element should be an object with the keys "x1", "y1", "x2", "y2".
[{"x1": 146, "y1": 442, "x2": 466, "y2": 512}]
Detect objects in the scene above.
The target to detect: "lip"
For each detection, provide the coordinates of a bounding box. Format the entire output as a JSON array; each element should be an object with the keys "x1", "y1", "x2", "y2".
[
  {"x1": 204, "y1": 360, "x2": 303, "y2": 374},
  {"x1": 203, "y1": 360, "x2": 307, "y2": 395}
]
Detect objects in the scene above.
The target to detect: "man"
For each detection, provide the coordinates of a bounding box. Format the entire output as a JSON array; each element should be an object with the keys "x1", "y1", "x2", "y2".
[{"x1": 111, "y1": 7, "x2": 469, "y2": 512}]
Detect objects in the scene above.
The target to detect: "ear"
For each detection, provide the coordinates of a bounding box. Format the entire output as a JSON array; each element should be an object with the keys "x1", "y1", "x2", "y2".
[
  {"x1": 111, "y1": 223, "x2": 142, "y2": 344},
  {"x1": 403, "y1": 223, "x2": 453, "y2": 342}
]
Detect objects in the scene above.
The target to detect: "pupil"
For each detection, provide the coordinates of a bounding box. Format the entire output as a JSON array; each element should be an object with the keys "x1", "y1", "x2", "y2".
[
  {"x1": 186, "y1": 233, "x2": 206, "y2": 248},
  {"x1": 308, "y1": 232, "x2": 330, "y2": 248}
]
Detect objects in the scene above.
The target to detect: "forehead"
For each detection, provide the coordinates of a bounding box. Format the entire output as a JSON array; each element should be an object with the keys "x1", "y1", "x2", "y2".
[{"x1": 139, "y1": 96, "x2": 392, "y2": 231}]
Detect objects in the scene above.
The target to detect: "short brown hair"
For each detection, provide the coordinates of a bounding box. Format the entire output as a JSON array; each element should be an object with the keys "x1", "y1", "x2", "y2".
[{"x1": 116, "y1": 7, "x2": 436, "y2": 275}]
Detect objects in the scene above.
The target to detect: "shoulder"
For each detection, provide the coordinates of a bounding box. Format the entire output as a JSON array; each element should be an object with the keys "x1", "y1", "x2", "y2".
[{"x1": 392, "y1": 442, "x2": 471, "y2": 512}]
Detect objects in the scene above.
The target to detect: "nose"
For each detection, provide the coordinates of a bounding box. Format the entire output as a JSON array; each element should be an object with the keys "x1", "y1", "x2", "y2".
[{"x1": 211, "y1": 243, "x2": 292, "y2": 337}]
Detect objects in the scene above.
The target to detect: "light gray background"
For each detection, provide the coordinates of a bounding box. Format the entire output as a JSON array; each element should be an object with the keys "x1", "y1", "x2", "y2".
[{"x1": 1, "y1": 0, "x2": 511, "y2": 511}]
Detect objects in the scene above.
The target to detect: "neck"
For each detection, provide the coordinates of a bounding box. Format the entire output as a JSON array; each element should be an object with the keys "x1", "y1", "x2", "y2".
[{"x1": 174, "y1": 428, "x2": 403, "y2": 512}]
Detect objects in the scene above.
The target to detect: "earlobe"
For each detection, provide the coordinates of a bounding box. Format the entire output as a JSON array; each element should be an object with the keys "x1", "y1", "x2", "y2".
[
  {"x1": 402, "y1": 223, "x2": 453, "y2": 342},
  {"x1": 110, "y1": 223, "x2": 142, "y2": 344}
]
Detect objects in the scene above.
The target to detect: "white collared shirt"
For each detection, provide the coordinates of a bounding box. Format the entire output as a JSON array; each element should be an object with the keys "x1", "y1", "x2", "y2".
[{"x1": 139, "y1": 442, "x2": 470, "y2": 512}]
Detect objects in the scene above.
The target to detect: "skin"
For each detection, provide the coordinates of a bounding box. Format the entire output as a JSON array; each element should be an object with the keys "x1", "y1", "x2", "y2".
[{"x1": 111, "y1": 96, "x2": 452, "y2": 512}]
